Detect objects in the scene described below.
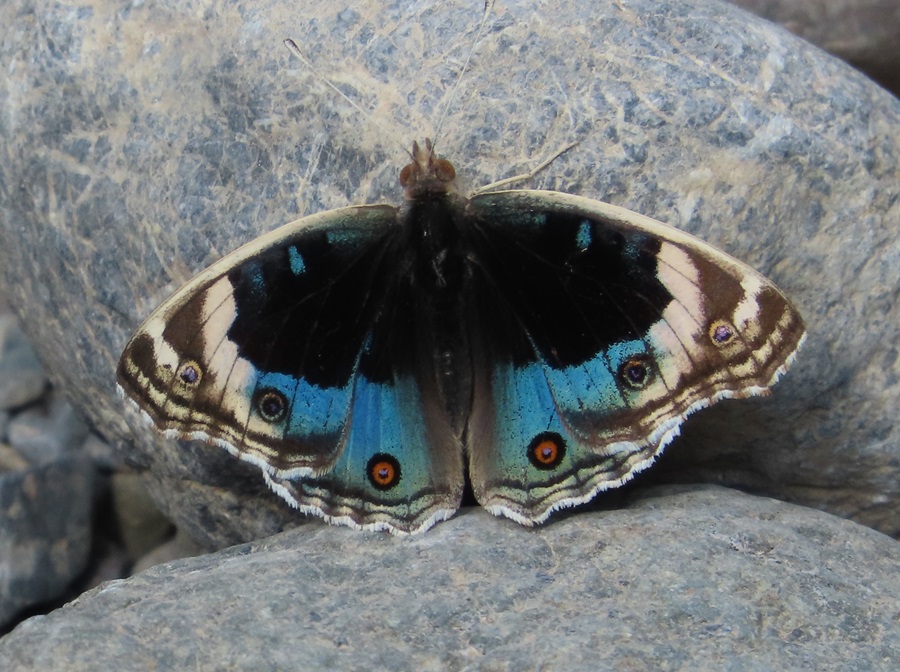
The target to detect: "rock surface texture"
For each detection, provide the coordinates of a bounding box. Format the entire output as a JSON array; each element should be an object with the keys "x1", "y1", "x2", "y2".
[
  {"x1": 0, "y1": 0, "x2": 898, "y2": 549},
  {"x1": 730, "y1": 0, "x2": 900, "y2": 94},
  {"x1": 0, "y1": 487, "x2": 897, "y2": 671}
]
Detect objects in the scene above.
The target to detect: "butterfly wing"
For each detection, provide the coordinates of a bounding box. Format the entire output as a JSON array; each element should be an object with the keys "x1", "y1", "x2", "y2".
[
  {"x1": 463, "y1": 190, "x2": 806, "y2": 525},
  {"x1": 117, "y1": 205, "x2": 463, "y2": 534}
]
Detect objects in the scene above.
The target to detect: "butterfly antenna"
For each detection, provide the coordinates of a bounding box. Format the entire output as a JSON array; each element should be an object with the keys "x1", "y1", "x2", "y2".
[
  {"x1": 431, "y1": 0, "x2": 496, "y2": 150},
  {"x1": 283, "y1": 38, "x2": 411, "y2": 157},
  {"x1": 471, "y1": 140, "x2": 580, "y2": 195}
]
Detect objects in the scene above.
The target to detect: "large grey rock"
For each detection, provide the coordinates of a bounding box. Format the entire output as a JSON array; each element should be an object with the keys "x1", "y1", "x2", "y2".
[
  {"x1": 0, "y1": 455, "x2": 95, "y2": 630},
  {"x1": 730, "y1": 0, "x2": 900, "y2": 94},
  {"x1": 0, "y1": 0, "x2": 898, "y2": 548},
  {"x1": 0, "y1": 486, "x2": 897, "y2": 671}
]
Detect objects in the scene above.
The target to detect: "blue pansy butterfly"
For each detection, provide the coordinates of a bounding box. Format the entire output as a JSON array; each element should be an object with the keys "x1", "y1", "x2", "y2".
[{"x1": 117, "y1": 137, "x2": 805, "y2": 534}]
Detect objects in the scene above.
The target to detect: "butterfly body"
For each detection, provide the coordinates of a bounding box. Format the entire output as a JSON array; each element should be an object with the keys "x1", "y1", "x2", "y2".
[{"x1": 118, "y1": 140, "x2": 805, "y2": 534}]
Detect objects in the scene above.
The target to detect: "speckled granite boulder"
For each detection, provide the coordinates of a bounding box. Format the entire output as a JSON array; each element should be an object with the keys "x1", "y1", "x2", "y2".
[
  {"x1": 0, "y1": 0, "x2": 898, "y2": 548},
  {"x1": 730, "y1": 0, "x2": 900, "y2": 94},
  {"x1": 0, "y1": 486, "x2": 897, "y2": 671}
]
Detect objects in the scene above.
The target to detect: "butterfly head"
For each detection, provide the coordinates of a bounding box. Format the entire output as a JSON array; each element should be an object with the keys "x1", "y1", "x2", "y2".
[{"x1": 399, "y1": 139, "x2": 457, "y2": 199}]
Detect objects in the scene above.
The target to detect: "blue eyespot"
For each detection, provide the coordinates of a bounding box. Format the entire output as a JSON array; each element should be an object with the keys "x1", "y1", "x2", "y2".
[
  {"x1": 709, "y1": 319, "x2": 736, "y2": 345},
  {"x1": 176, "y1": 360, "x2": 202, "y2": 387},
  {"x1": 619, "y1": 355, "x2": 653, "y2": 389},
  {"x1": 255, "y1": 388, "x2": 288, "y2": 422}
]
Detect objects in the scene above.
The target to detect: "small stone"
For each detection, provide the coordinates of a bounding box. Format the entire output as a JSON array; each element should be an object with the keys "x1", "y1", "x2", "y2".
[
  {"x1": 132, "y1": 528, "x2": 205, "y2": 575},
  {"x1": 78, "y1": 539, "x2": 131, "y2": 593},
  {"x1": 0, "y1": 315, "x2": 47, "y2": 410},
  {"x1": 0, "y1": 454, "x2": 94, "y2": 630},
  {"x1": 79, "y1": 432, "x2": 121, "y2": 471},
  {"x1": 111, "y1": 472, "x2": 175, "y2": 561},
  {"x1": 7, "y1": 391, "x2": 89, "y2": 464},
  {"x1": 0, "y1": 443, "x2": 30, "y2": 473}
]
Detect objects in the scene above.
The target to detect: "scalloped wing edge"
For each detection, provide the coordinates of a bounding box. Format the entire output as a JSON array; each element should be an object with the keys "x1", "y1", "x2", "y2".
[
  {"x1": 118, "y1": 382, "x2": 459, "y2": 535},
  {"x1": 484, "y1": 331, "x2": 806, "y2": 526},
  {"x1": 260, "y1": 471, "x2": 458, "y2": 536}
]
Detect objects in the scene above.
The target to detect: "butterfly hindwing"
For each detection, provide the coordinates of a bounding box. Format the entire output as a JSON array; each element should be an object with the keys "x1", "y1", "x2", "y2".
[
  {"x1": 463, "y1": 190, "x2": 805, "y2": 524},
  {"x1": 117, "y1": 204, "x2": 464, "y2": 533},
  {"x1": 264, "y1": 259, "x2": 465, "y2": 533},
  {"x1": 265, "y1": 370, "x2": 463, "y2": 533}
]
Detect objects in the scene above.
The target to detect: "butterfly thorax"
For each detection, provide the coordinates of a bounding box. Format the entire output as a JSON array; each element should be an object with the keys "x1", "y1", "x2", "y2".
[{"x1": 395, "y1": 139, "x2": 470, "y2": 299}]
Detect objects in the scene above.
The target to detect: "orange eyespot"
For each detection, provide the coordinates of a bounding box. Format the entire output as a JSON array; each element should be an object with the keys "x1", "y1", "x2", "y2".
[
  {"x1": 367, "y1": 453, "x2": 402, "y2": 490},
  {"x1": 534, "y1": 439, "x2": 558, "y2": 465},
  {"x1": 527, "y1": 432, "x2": 566, "y2": 471}
]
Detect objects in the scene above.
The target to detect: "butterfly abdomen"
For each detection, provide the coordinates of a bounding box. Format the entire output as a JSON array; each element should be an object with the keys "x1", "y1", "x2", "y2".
[{"x1": 401, "y1": 193, "x2": 476, "y2": 436}]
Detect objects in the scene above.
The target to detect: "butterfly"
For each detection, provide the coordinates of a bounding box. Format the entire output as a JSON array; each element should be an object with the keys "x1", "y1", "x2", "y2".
[{"x1": 117, "y1": 138, "x2": 806, "y2": 535}]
